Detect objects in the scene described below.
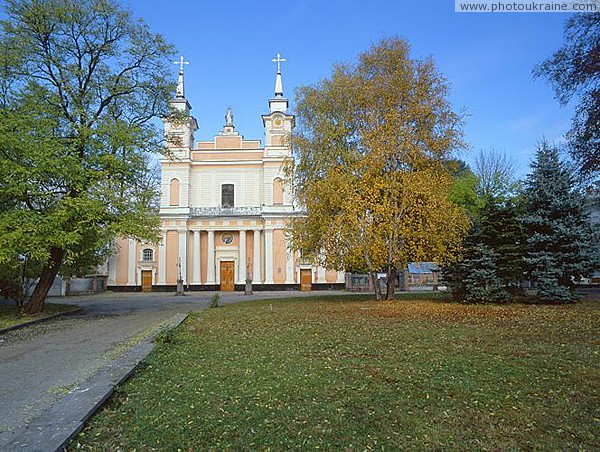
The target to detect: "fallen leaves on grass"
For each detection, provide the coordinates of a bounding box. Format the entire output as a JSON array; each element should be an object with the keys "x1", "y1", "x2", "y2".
[{"x1": 73, "y1": 297, "x2": 599, "y2": 451}]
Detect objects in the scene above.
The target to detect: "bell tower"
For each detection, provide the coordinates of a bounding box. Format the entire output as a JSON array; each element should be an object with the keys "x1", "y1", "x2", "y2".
[
  {"x1": 262, "y1": 53, "x2": 295, "y2": 157},
  {"x1": 163, "y1": 56, "x2": 198, "y2": 159},
  {"x1": 160, "y1": 56, "x2": 198, "y2": 213}
]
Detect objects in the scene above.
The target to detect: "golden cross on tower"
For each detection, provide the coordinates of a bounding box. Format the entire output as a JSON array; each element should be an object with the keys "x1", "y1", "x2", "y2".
[
  {"x1": 174, "y1": 56, "x2": 190, "y2": 72},
  {"x1": 271, "y1": 53, "x2": 286, "y2": 72}
]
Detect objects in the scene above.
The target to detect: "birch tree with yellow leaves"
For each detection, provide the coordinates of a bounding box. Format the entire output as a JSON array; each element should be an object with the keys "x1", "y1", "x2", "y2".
[{"x1": 287, "y1": 38, "x2": 470, "y2": 300}]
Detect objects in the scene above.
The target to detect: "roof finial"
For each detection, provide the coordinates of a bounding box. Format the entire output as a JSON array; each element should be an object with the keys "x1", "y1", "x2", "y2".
[
  {"x1": 173, "y1": 56, "x2": 190, "y2": 98},
  {"x1": 271, "y1": 53, "x2": 286, "y2": 97}
]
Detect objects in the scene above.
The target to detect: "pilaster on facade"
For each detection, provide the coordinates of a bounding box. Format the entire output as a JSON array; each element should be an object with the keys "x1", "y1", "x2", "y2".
[
  {"x1": 158, "y1": 231, "x2": 166, "y2": 284},
  {"x1": 317, "y1": 266, "x2": 326, "y2": 283},
  {"x1": 238, "y1": 176, "x2": 246, "y2": 208},
  {"x1": 285, "y1": 248, "x2": 295, "y2": 284}
]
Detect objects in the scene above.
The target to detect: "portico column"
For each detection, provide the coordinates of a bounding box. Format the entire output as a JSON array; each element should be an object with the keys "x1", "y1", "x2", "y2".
[
  {"x1": 207, "y1": 230, "x2": 215, "y2": 284},
  {"x1": 127, "y1": 239, "x2": 136, "y2": 286},
  {"x1": 158, "y1": 231, "x2": 166, "y2": 284},
  {"x1": 265, "y1": 229, "x2": 274, "y2": 284},
  {"x1": 192, "y1": 230, "x2": 201, "y2": 284},
  {"x1": 253, "y1": 230, "x2": 261, "y2": 283},
  {"x1": 238, "y1": 230, "x2": 247, "y2": 284},
  {"x1": 179, "y1": 230, "x2": 187, "y2": 285}
]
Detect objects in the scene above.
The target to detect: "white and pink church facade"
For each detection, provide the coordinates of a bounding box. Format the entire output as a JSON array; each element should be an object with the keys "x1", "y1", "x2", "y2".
[{"x1": 107, "y1": 56, "x2": 345, "y2": 292}]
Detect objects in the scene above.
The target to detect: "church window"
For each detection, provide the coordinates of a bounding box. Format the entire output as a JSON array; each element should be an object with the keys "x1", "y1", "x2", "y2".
[
  {"x1": 222, "y1": 184, "x2": 234, "y2": 208},
  {"x1": 169, "y1": 178, "x2": 180, "y2": 206},
  {"x1": 142, "y1": 248, "x2": 154, "y2": 261},
  {"x1": 273, "y1": 178, "x2": 284, "y2": 205}
]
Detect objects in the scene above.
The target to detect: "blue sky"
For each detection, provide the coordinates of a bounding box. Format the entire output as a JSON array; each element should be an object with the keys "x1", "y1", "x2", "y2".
[{"x1": 127, "y1": 0, "x2": 576, "y2": 177}]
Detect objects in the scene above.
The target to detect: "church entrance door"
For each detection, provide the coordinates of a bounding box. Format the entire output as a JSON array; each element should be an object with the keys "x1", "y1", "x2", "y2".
[
  {"x1": 220, "y1": 261, "x2": 235, "y2": 291},
  {"x1": 300, "y1": 269, "x2": 312, "y2": 291},
  {"x1": 141, "y1": 270, "x2": 152, "y2": 292}
]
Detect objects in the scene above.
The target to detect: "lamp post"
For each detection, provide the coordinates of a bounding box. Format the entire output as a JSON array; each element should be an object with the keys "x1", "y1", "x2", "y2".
[
  {"x1": 175, "y1": 257, "x2": 185, "y2": 296},
  {"x1": 245, "y1": 258, "x2": 252, "y2": 295},
  {"x1": 17, "y1": 254, "x2": 26, "y2": 307}
]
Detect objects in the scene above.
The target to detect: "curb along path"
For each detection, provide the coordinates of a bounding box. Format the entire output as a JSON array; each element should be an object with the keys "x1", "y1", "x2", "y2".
[
  {"x1": 1, "y1": 313, "x2": 188, "y2": 452},
  {"x1": 0, "y1": 307, "x2": 82, "y2": 335}
]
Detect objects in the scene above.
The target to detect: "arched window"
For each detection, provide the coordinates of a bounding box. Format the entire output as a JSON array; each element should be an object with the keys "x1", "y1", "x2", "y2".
[
  {"x1": 273, "y1": 178, "x2": 284, "y2": 205},
  {"x1": 169, "y1": 178, "x2": 180, "y2": 206},
  {"x1": 222, "y1": 184, "x2": 234, "y2": 208},
  {"x1": 142, "y1": 248, "x2": 154, "y2": 261}
]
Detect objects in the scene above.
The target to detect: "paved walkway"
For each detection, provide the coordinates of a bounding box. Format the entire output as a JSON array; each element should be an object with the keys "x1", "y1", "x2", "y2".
[{"x1": 0, "y1": 290, "x2": 348, "y2": 451}]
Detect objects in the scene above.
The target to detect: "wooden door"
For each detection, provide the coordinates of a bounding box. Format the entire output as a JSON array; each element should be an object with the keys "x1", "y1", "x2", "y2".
[
  {"x1": 220, "y1": 261, "x2": 235, "y2": 291},
  {"x1": 300, "y1": 269, "x2": 312, "y2": 291},
  {"x1": 141, "y1": 270, "x2": 152, "y2": 292}
]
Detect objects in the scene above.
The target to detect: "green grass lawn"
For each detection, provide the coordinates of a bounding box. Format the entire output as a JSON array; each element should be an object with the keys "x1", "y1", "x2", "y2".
[
  {"x1": 0, "y1": 303, "x2": 77, "y2": 330},
  {"x1": 73, "y1": 295, "x2": 599, "y2": 450}
]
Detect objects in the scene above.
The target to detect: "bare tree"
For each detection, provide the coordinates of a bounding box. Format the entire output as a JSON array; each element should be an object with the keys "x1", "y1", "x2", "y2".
[{"x1": 474, "y1": 148, "x2": 516, "y2": 201}]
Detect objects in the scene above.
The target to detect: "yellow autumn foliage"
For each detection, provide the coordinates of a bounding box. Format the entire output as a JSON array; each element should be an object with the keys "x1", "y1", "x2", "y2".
[{"x1": 287, "y1": 37, "x2": 470, "y2": 288}]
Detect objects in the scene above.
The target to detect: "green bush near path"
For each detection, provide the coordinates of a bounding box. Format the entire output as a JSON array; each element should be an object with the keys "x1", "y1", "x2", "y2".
[
  {"x1": 73, "y1": 296, "x2": 599, "y2": 450},
  {"x1": 0, "y1": 303, "x2": 76, "y2": 330}
]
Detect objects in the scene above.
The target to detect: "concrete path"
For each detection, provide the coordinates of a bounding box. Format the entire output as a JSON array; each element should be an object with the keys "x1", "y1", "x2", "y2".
[{"x1": 0, "y1": 290, "x2": 348, "y2": 451}]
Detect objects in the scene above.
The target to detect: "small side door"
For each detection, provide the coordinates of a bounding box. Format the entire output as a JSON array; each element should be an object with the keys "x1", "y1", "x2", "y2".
[
  {"x1": 300, "y1": 269, "x2": 312, "y2": 291},
  {"x1": 220, "y1": 261, "x2": 235, "y2": 291}
]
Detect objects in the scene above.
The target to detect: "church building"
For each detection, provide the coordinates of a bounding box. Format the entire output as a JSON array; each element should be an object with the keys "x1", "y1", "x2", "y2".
[{"x1": 107, "y1": 55, "x2": 345, "y2": 292}]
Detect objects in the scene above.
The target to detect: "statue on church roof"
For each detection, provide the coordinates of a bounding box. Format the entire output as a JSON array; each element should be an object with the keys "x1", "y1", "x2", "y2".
[{"x1": 225, "y1": 107, "x2": 234, "y2": 127}]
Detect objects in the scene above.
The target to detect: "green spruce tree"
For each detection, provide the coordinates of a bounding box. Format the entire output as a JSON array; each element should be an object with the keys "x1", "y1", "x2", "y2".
[
  {"x1": 523, "y1": 141, "x2": 598, "y2": 303},
  {"x1": 444, "y1": 171, "x2": 526, "y2": 303},
  {"x1": 478, "y1": 198, "x2": 527, "y2": 293},
  {"x1": 444, "y1": 227, "x2": 511, "y2": 304},
  {"x1": 461, "y1": 243, "x2": 509, "y2": 304}
]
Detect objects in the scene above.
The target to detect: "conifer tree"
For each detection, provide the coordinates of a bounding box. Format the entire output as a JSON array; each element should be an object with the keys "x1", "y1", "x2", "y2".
[
  {"x1": 444, "y1": 211, "x2": 517, "y2": 304},
  {"x1": 460, "y1": 243, "x2": 509, "y2": 304},
  {"x1": 478, "y1": 198, "x2": 527, "y2": 293},
  {"x1": 523, "y1": 141, "x2": 598, "y2": 303},
  {"x1": 444, "y1": 165, "x2": 525, "y2": 302}
]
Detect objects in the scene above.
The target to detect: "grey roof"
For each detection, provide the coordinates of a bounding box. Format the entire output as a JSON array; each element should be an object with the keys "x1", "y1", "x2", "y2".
[{"x1": 407, "y1": 262, "x2": 439, "y2": 274}]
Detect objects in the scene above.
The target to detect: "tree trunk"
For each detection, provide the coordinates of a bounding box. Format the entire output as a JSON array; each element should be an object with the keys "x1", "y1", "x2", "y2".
[
  {"x1": 400, "y1": 269, "x2": 409, "y2": 291},
  {"x1": 385, "y1": 264, "x2": 397, "y2": 300},
  {"x1": 370, "y1": 271, "x2": 382, "y2": 301},
  {"x1": 22, "y1": 247, "x2": 65, "y2": 314},
  {"x1": 365, "y1": 252, "x2": 381, "y2": 301},
  {"x1": 16, "y1": 262, "x2": 25, "y2": 308}
]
